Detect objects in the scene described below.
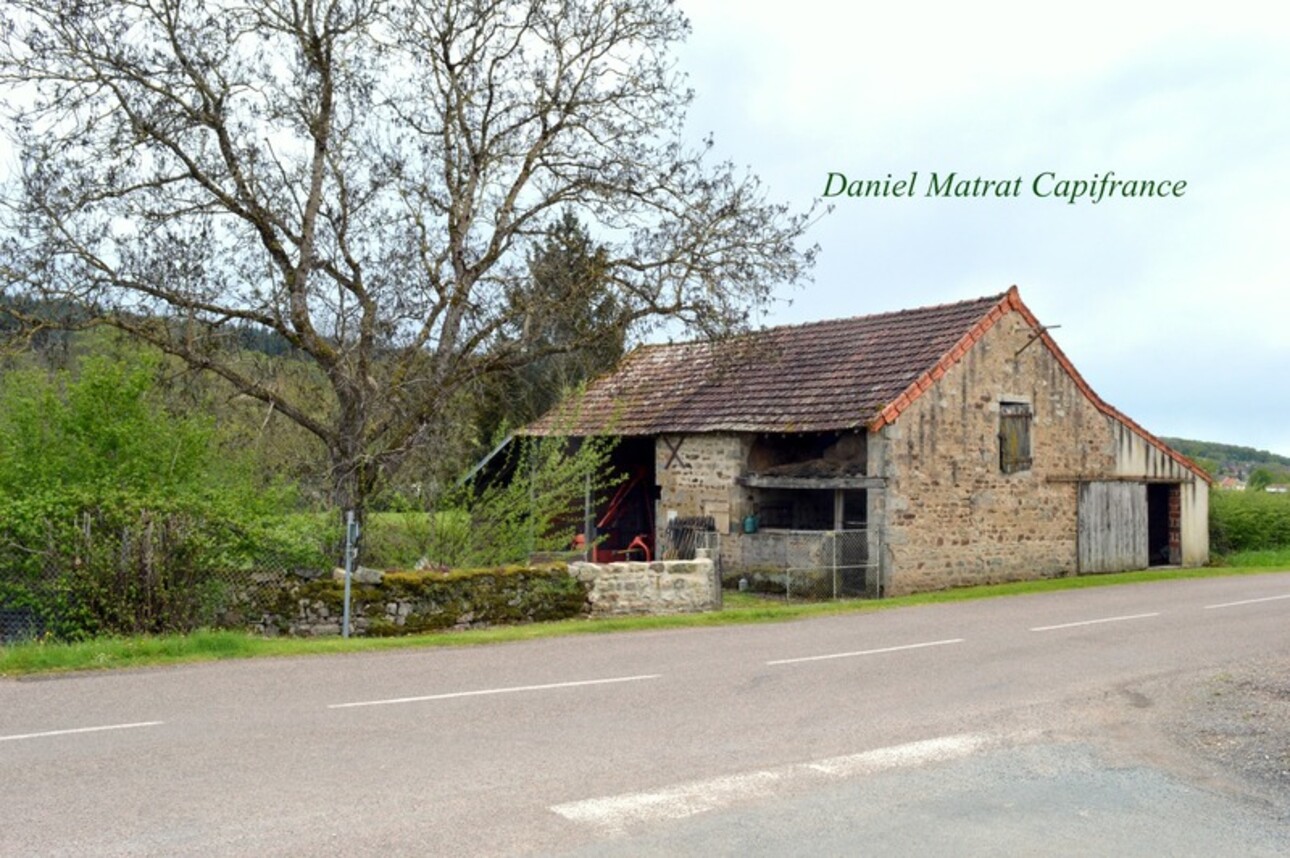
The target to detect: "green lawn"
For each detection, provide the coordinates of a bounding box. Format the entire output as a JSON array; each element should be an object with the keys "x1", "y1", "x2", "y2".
[{"x1": 3, "y1": 562, "x2": 1285, "y2": 677}]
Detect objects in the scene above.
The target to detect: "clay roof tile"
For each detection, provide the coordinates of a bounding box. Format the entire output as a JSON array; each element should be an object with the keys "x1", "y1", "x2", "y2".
[{"x1": 525, "y1": 292, "x2": 1007, "y2": 436}]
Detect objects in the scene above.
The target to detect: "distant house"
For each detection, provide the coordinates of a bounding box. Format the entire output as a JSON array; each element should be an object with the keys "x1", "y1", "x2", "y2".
[
  {"x1": 1218, "y1": 476, "x2": 1246, "y2": 491},
  {"x1": 1267, "y1": 484, "x2": 1290, "y2": 494},
  {"x1": 524, "y1": 288, "x2": 1210, "y2": 596}
]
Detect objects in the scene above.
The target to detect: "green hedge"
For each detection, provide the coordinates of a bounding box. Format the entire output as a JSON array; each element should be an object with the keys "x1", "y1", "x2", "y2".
[{"x1": 1210, "y1": 491, "x2": 1290, "y2": 554}]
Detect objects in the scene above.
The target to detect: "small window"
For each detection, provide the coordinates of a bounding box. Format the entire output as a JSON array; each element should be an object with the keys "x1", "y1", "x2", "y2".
[{"x1": 999, "y1": 402, "x2": 1032, "y2": 474}]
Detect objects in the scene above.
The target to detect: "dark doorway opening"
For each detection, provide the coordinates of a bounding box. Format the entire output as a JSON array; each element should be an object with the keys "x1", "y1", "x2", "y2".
[
  {"x1": 589, "y1": 436, "x2": 658, "y2": 561},
  {"x1": 841, "y1": 489, "x2": 867, "y2": 529},
  {"x1": 1147, "y1": 483, "x2": 1180, "y2": 566}
]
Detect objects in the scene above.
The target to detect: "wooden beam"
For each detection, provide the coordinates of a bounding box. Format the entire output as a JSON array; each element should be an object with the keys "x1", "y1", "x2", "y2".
[
  {"x1": 739, "y1": 475, "x2": 886, "y2": 490},
  {"x1": 1046, "y1": 475, "x2": 1192, "y2": 485}
]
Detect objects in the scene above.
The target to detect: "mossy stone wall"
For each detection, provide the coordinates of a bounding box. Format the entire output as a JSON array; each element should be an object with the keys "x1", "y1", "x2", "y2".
[{"x1": 253, "y1": 564, "x2": 589, "y2": 636}]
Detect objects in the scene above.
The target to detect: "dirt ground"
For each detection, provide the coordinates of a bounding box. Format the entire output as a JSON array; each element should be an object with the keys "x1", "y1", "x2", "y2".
[
  {"x1": 1078, "y1": 656, "x2": 1290, "y2": 820},
  {"x1": 1166, "y1": 659, "x2": 1290, "y2": 807}
]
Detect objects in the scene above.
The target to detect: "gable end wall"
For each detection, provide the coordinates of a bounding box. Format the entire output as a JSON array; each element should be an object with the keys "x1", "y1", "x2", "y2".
[{"x1": 871, "y1": 309, "x2": 1147, "y2": 595}]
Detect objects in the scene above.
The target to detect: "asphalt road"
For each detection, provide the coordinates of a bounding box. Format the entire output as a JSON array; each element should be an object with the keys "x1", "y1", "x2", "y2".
[{"x1": 2, "y1": 573, "x2": 1289, "y2": 856}]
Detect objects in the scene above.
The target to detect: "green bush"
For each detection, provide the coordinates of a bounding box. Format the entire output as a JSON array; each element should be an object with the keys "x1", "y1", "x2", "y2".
[
  {"x1": 1210, "y1": 491, "x2": 1290, "y2": 554},
  {"x1": 0, "y1": 491, "x2": 335, "y2": 640},
  {"x1": 358, "y1": 510, "x2": 472, "y2": 569},
  {"x1": 403, "y1": 434, "x2": 619, "y2": 569},
  {"x1": 0, "y1": 357, "x2": 322, "y2": 640}
]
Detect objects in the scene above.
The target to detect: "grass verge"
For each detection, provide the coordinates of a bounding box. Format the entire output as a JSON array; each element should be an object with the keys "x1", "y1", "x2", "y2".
[
  {"x1": 2, "y1": 564, "x2": 1286, "y2": 677},
  {"x1": 1217, "y1": 547, "x2": 1290, "y2": 568}
]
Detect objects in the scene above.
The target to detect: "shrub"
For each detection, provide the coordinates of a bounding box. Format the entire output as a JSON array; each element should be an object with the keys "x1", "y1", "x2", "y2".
[
  {"x1": 0, "y1": 491, "x2": 334, "y2": 640},
  {"x1": 412, "y1": 434, "x2": 620, "y2": 569},
  {"x1": 359, "y1": 510, "x2": 472, "y2": 570},
  {"x1": 0, "y1": 357, "x2": 322, "y2": 640},
  {"x1": 1210, "y1": 491, "x2": 1290, "y2": 554}
]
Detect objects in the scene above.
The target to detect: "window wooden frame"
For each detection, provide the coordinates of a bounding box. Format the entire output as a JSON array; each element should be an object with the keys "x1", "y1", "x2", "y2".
[{"x1": 999, "y1": 401, "x2": 1033, "y2": 474}]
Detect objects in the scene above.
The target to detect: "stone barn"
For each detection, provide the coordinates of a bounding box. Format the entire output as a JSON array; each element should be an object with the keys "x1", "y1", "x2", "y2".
[{"x1": 523, "y1": 287, "x2": 1210, "y2": 596}]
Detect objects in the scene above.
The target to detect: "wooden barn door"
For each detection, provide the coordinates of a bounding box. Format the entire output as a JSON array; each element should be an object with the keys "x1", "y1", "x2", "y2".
[{"x1": 1078, "y1": 481, "x2": 1149, "y2": 573}]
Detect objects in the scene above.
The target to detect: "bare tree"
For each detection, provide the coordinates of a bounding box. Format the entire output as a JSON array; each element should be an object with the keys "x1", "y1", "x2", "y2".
[{"x1": 0, "y1": 0, "x2": 817, "y2": 519}]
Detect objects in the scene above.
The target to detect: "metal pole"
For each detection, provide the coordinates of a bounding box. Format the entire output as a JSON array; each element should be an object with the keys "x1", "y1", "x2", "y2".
[
  {"x1": 342, "y1": 510, "x2": 355, "y2": 639},
  {"x1": 584, "y1": 472, "x2": 593, "y2": 563},
  {"x1": 528, "y1": 447, "x2": 538, "y2": 559},
  {"x1": 832, "y1": 531, "x2": 839, "y2": 600}
]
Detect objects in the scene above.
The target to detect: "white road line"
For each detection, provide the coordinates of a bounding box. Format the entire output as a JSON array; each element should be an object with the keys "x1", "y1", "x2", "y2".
[
  {"x1": 1030, "y1": 612, "x2": 1160, "y2": 632},
  {"x1": 551, "y1": 732, "x2": 992, "y2": 833},
  {"x1": 327, "y1": 674, "x2": 661, "y2": 709},
  {"x1": 766, "y1": 638, "x2": 964, "y2": 666},
  {"x1": 552, "y1": 770, "x2": 787, "y2": 832},
  {"x1": 0, "y1": 721, "x2": 164, "y2": 743},
  {"x1": 1204, "y1": 594, "x2": 1290, "y2": 610},
  {"x1": 805, "y1": 733, "x2": 990, "y2": 777}
]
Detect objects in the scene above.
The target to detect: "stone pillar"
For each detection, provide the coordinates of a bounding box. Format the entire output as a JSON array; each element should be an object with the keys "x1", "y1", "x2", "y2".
[{"x1": 866, "y1": 426, "x2": 892, "y2": 597}]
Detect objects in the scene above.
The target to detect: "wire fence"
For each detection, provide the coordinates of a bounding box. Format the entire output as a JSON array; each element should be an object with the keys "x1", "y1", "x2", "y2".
[
  {"x1": 0, "y1": 510, "x2": 337, "y2": 644},
  {"x1": 729, "y1": 529, "x2": 878, "y2": 601},
  {"x1": 0, "y1": 554, "x2": 306, "y2": 645}
]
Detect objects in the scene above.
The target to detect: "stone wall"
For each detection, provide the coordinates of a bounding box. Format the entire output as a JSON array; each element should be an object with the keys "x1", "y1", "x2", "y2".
[
  {"x1": 248, "y1": 565, "x2": 589, "y2": 637},
  {"x1": 654, "y1": 433, "x2": 750, "y2": 534},
  {"x1": 246, "y1": 560, "x2": 719, "y2": 635},
  {"x1": 871, "y1": 310, "x2": 1121, "y2": 595},
  {"x1": 570, "y1": 558, "x2": 718, "y2": 617}
]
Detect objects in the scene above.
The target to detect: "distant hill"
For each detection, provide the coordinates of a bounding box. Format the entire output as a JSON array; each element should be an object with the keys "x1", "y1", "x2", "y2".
[
  {"x1": 3, "y1": 294, "x2": 298, "y2": 358},
  {"x1": 1161, "y1": 437, "x2": 1290, "y2": 478}
]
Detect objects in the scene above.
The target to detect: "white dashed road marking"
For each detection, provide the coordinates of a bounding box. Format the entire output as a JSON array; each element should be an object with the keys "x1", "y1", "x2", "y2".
[
  {"x1": 805, "y1": 733, "x2": 991, "y2": 777},
  {"x1": 766, "y1": 638, "x2": 965, "y2": 666},
  {"x1": 1030, "y1": 612, "x2": 1160, "y2": 632},
  {"x1": 0, "y1": 721, "x2": 164, "y2": 743},
  {"x1": 1204, "y1": 593, "x2": 1290, "y2": 610},
  {"x1": 551, "y1": 733, "x2": 993, "y2": 833},
  {"x1": 328, "y1": 674, "x2": 661, "y2": 709}
]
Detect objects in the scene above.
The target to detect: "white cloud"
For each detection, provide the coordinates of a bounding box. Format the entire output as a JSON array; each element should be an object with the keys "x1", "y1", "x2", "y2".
[{"x1": 674, "y1": 0, "x2": 1290, "y2": 455}]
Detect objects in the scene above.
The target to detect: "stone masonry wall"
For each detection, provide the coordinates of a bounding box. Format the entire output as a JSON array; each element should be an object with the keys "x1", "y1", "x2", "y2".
[
  {"x1": 654, "y1": 433, "x2": 751, "y2": 534},
  {"x1": 248, "y1": 566, "x2": 589, "y2": 637},
  {"x1": 570, "y1": 558, "x2": 718, "y2": 616},
  {"x1": 872, "y1": 310, "x2": 1121, "y2": 595}
]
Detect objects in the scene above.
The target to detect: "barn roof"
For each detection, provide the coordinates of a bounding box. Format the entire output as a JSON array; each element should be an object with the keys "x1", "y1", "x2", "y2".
[
  {"x1": 522, "y1": 286, "x2": 1209, "y2": 483},
  {"x1": 526, "y1": 292, "x2": 1006, "y2": 435}
]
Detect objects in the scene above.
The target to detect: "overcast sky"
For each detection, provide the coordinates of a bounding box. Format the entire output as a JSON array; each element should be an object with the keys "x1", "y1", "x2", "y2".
[
  {"x1": 675, "y1": 0, "x2": 1290, "y2": 457},
  {"x1": 3, "y1": 3, "x2": 1283, "y2": 456}
]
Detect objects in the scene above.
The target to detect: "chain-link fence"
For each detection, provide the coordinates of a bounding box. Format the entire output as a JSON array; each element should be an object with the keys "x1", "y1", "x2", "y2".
[
  {"x1": 0, "y1": 563, "x2": 356, "y2": 645},
  {"x1": 729, "y1": 529, "x2": 878, "y2": 601},
  {"x1": 0, "y1": 548, "x2": 304, "y2": 645},
  {"x1": 1, "y1": 513, "x2": 881, "y2": 642},
  {"x1": 0, "y1": 510, "x2": 338, "y2": 644}
]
